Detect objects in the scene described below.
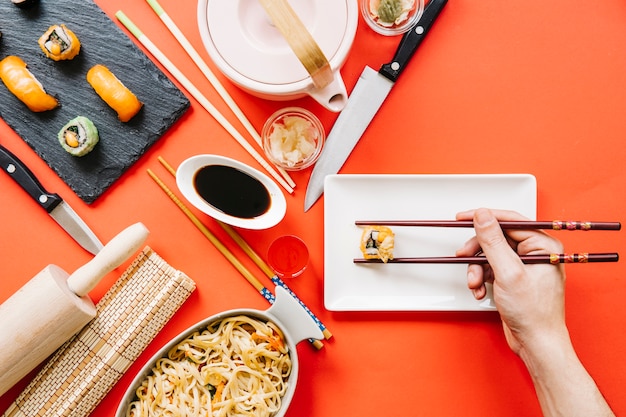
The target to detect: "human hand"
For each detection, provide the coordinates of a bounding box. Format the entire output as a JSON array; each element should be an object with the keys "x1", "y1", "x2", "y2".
[{"x1": 455, "y1": 208, "x2": 568, "y2": 355}]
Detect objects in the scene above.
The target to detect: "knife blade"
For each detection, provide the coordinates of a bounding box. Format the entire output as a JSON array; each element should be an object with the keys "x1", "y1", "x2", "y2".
[
  {"x1": 303, "y1": 0, "x2": 448, "y2": 211},
  {"x1": 0, "y1": 144, "x2": 104, "y2": 255}
]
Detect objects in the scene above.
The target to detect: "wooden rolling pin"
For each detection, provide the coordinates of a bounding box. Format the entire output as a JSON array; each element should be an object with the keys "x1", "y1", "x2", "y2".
[{"x1": 0, "y1": 222, "x2": 149, "y2": 397}]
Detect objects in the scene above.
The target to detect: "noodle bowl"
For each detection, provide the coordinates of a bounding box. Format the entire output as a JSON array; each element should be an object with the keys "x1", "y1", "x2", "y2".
[
  {"x1": 116, "y1": 287, "x2": 323, "y2": 417},
  {"x1": 126, "y1": 315, "x2": 291, "y2": 417}
]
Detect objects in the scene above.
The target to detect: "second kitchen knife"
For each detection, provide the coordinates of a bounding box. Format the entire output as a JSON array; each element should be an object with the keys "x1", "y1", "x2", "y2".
[
  {"x1": 0, "y1": 144, "x2": 104, "y2": 255},
  {"x1": 304, "y1": 0, "x2": 448, "y2": 211}
]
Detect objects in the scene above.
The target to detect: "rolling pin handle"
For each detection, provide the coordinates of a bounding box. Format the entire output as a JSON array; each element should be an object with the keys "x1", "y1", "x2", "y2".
[{"x1": 67, "y1": 222, "x2": 149, "y2": 297}]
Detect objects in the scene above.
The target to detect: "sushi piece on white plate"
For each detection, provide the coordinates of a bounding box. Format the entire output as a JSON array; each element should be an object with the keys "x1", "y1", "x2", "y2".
[{"x1": 360, "y1": 225, "x2": 395, "y2": 263}]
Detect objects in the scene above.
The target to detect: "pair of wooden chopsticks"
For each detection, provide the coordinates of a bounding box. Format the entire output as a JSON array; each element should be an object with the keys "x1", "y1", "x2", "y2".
[
  {"x1": 116, "y1": 6, "x2": 295, "y2": 194},
  {"x1": 355, "y1": 220, "x2": 621, "y2": 230},
  {"x1": 148, "y1": 157, "x2": 331, "y2": 349},
  {"x1": 355, "y1": 253, "x2": 619, "y2": 264},
  {"x1": 354, "y1": 220, "x2": 620, "y2": 264}
]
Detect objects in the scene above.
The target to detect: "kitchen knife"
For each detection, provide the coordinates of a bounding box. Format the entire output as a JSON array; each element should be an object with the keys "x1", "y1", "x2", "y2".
[
  {"x1": 0, "y1": 144, "x2": 104, "y2": 255},
  {"x1": 303, "y1": 0, "x2": 448, "y2": 212}
]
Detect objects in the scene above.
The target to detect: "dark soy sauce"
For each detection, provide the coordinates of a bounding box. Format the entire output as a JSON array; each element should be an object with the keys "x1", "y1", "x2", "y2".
[{"x1": 193, "y1": 165, "x2": 271, "y2": 218}]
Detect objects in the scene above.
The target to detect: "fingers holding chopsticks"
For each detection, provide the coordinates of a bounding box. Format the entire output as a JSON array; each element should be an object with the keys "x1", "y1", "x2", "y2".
[
  {"x1": 458, "y1": 209, "x2": 571, "y2": 357},
  {"x1": 456, "y1": 209, "x2": 510, "y2": 300},
  {"x1": 455, "y1": 208, "x2": 564, "y2": 262},
  {"x1": 457, "y1": 209, "x2": 519, "y2": 301},
  {"x1": 459, "y1": 209, "x2": 558, "y2": 296}
]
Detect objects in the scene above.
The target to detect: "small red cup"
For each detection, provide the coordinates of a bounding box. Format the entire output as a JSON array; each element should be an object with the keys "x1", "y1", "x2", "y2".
[{"x1": 267, "y1": 235, "x2": 309, "y2": 278}]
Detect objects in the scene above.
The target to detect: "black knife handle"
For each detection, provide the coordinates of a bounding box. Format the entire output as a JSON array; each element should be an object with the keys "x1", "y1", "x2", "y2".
[
  {"x1": 0, "y1": 144, "x2": 62, "y2": 213},
  {"x1": 379, "y1": 0, "x2": 448, "y2": 83}
]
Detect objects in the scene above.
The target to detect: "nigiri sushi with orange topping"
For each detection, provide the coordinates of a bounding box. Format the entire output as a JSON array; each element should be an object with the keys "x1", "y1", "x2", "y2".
[
  {"x1": 0, "y1": 56, "x2": 58, "y2": 112},
  {"x1": 86, "y1": 64, "x2": 142, "y2": 122}
]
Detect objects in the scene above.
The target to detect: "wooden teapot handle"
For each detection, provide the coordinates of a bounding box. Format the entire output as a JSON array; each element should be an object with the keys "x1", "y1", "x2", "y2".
[{"x1": 257, "y1": 0, "x2": 334, "y2": 89}]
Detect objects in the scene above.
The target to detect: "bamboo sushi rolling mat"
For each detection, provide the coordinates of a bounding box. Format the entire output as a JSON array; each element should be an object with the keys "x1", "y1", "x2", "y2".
[{"x1": 2, "y1": 247, "x2": 196, "y2": 417}]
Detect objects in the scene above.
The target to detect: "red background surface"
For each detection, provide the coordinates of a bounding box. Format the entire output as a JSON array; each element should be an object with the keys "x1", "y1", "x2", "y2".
[{"x1": 2, "y1": 0, "x2": 626, "y2": 415}]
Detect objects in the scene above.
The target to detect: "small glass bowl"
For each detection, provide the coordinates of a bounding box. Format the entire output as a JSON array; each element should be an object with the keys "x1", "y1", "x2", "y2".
[
  {"x1": 360, "y1": 0, "x2": 424, "y2": 36},
  {"x1": 262, "y1": 107, "x2": 325, "y2": 171}
]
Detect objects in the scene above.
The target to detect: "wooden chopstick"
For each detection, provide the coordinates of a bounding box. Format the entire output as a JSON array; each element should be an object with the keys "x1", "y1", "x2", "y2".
[
  {"x1": 157, "y1": 157, "x2": 332, "y2": 341},
  {"x1": 116, "y1": 11, "x2": 294, "y2": 195},
  {"x1": 257, "y1": 0, "x2": 334, "y2": 89},
  {"x1": 144, "y1": 0, "x2": 295, "y2": 189},
  {"x1": 147, "y1": 168, "x2": 323, "y2": 349},
  {"x1": 147, "y1": 169, "x2": 269, "y2": 295},
  {"x1": 355, "y1": 220, "x2": 621, "y2": 231},
  {"x1": 217, "y1": 224, "x2": 333, "y2": 340},
  {"x1": 354, "y1": 253, "x2": 619, "y2": 264}
]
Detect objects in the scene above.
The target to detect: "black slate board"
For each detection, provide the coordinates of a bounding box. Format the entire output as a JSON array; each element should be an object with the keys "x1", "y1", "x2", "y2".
[{"x1": 0, "y1": 0, "x2": 190, "y2": 203}]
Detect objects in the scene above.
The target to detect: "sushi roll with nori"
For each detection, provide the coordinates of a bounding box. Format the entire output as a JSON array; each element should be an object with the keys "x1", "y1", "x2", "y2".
[
  {"x1": 360, "y1": 226, "x2": 395, "y2": 263},
  {"x1": 86, "y1": 64, "x2": 142, "y2": 122},
  {"x1": 58, "y1": 116, "x2": 99, "y2": 157},
  {"x1": 0, "y1": 56, "x2": 58, "y2": 112},
  {"x1": 38, "y1": 24, "x2": 81, "y2": 61}
]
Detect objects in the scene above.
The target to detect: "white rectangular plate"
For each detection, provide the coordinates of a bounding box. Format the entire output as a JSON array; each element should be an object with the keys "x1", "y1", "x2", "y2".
[{"x1": 324, "y1": 174, "x2": 537, "y2": 311}]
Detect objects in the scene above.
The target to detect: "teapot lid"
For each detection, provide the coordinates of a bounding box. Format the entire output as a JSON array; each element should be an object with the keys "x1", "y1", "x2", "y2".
[{"x1": 200, "y1": 0, "x2": 357, "y2": 87}]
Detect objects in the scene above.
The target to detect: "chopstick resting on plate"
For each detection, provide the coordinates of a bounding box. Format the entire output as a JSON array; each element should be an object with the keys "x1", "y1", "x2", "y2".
[
  {"x1": 355, "y1": 220, "x2": 621, "y2": 231},
  {"x1": 354, "y1": 253, "x2": 619, "y2": 264}
]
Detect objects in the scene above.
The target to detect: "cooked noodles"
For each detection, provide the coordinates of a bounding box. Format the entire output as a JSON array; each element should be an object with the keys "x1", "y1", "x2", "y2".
[{"x1": 126, "y1": 315, "x2": 292, "y2": 417}]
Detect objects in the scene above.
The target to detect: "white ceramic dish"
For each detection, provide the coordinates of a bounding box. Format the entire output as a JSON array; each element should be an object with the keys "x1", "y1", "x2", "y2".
[
  {"x1": 197, "y1": 0, "x2": 358, "y2": 112},
  {"x1": 115, "y1": 286, "x2": 323, "y2": 417},
  {"x1": 323, "y1": 174, "x2": 537, "y2": 311},
  {"x1": 176, "y1": 154, "x2": 287, "y2": 230}
]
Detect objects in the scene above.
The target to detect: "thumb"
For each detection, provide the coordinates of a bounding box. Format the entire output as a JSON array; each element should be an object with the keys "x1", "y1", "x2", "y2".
[{"x1": 473, "y1": 208, "x2": 521, "y2": 277}]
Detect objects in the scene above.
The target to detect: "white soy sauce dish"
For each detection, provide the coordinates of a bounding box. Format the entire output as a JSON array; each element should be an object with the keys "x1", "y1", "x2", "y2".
[
  {"x1": 197, "y1": 0, "x2": 358, "y2": 112},
  {"x1": 115, "y1": 286, "x2": 324, "y2": 417},
  {"x1": 176, "y1": 154, "x2": 287, "y2": 230}
]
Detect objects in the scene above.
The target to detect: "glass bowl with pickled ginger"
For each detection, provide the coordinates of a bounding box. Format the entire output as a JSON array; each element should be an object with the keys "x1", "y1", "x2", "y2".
[{"x1": 262, "y1": 107, "x2": 325, "y2": 171}]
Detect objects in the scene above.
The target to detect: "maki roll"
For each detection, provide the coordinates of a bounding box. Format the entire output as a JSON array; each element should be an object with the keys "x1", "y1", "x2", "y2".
[
  {"x1": 38, "y1": 24, "x2": 81, "y2": 61},
  {"x1": 0, "y1": 56, "x2": 58, "y2": 112},
  {"x1": 360, "y1": 226, "x2": 395, "y2": 263},
  {"x1": 58, "y1": 116, "x2": 99, "y2": 157},
  {"x1": 86, "y1": 64, "x2": 142, "y2": 122}
]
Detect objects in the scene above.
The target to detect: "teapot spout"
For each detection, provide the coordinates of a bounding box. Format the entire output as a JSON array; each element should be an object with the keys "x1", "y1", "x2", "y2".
[{"x1": 307, "y1": 70, "x2": 348, "y2": 112}]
